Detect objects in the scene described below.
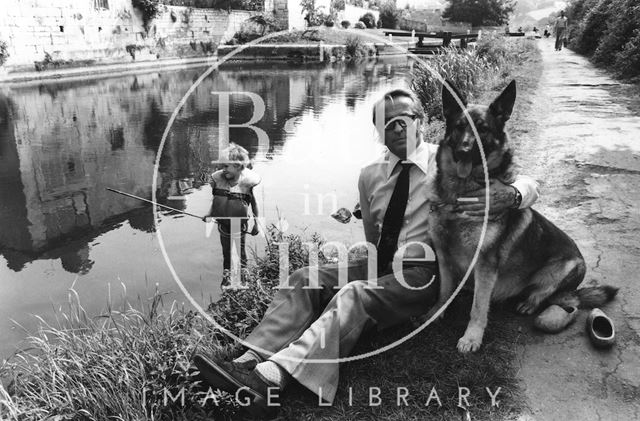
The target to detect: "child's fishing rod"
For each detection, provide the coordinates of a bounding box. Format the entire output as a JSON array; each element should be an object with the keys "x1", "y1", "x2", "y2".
[
  {"x1": 106, "y1": 188, "x2": 263, "y2": 240},
  {"x1": 106, "y1": 188, "x2": 205, "y2": 220}
]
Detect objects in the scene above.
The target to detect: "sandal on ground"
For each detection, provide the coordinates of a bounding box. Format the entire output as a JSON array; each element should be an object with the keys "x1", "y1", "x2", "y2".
[
  {"x1": 533, "y1": 304, "x2": 578, "y2": 333},
  {"x1": 586, "y1": 308, "x2": 615, "y2": 348}
]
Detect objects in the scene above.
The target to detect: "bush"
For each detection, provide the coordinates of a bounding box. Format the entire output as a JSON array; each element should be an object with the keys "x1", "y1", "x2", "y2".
[
  {"x1": 131, "y1": 0, "x2": 161, "y2": 31},
  {"x1": 341, "y1": 19, "x2": 351, "y2": 28},
  {"x1": 0, "y1": 39, "x2": 8, "y2": 66},
  {"x1": 359, "y1": 12, "x2": 376, "y2": 28},
  {"x1": 615, "y1": 28, "x2": 640, "y2": 78},
  {"x1": 345, "y1": 35, "x2": 365, "y2": 57},
  {"x1": 566, "y1": 0, "x2": 640, "y2": 78},
  {"x1": 225, "y1": 14, "x2": 280, "y2": 44},
  {"x1": 330, "y1": 0, "x2": 345, "y2": 12},
  {"x1": 573, "y1": 0, "x2": 613, "y2": 55},
  {"x1": 379, "y1": 0, "x2": 399, "y2": 29},
  {"x1": 354, "y1": 21, "x2": 366, "y2": 29},
  {"x1": 324, "y1": 18, "x2": 335, "y2": 27}
]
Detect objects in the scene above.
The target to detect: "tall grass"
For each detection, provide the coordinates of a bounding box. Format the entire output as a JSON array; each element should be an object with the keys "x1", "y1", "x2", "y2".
[
  {"x1": 0, "y1": 287, "x2": 222, "y2": 420},
  {"x1": 0, "y1": 227, "x2": 324, "y2": 421},
  {"x1": 345, "y1": 35, "x2": 374, "y2": 59},
  {"x1": 411, "y1": 36, "x2": 537, "y2": 122}
]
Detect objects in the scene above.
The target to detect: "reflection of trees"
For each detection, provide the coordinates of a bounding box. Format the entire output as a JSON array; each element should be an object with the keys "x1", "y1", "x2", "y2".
[
  {"x1": 127, "y1": 207, "x2": 156, "y2": 233},
  {"x1": 59, "y1": 244, "x2": 94, "y2": 275}
]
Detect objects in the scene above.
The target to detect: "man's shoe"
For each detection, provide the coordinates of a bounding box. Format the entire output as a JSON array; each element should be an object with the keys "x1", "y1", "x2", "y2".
[
  {"x1": 193, "y1": 354, "x2": 279, "y2": 418},
  {"x1": 233, "y1": 357, "x2": 259, "y2": 371},
  {"x1": 587, "y1": 308, "x2": 615, "y2": 348}
]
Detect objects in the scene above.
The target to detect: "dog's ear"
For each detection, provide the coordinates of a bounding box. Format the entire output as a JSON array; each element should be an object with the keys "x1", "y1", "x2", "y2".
[
  {"x1": 490, "y1": 80, "x2": 516, "y2": 124},
  {"x1": 441, "y1": 80, "x2": 467, "y2": 121}
]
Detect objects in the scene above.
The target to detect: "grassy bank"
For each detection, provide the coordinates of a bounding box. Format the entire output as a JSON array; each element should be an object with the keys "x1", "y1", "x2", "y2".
[
  {"x1": 227, "y1": 27, "x2": 389, "y2": 46},
  {"x1": 1, "y1": 36, "x2": 542, "y2": 421}
]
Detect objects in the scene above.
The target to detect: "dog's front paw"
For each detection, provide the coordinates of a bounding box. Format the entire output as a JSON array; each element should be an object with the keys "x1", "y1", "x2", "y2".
[{"x1": 457, "y1": 327, "x2": 484, "y2": 353}]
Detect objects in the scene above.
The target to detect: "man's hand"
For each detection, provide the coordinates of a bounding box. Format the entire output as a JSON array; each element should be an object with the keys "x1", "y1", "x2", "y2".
[
  {"x1": 203, "y1": 216, "x2": 214, "y2": 223},
  {"x1": 456, "y1": 179, "x2": 517, "y2": 217},
  {"x1": 250, "y1": 223, "x2": 260, "y2": 236}
]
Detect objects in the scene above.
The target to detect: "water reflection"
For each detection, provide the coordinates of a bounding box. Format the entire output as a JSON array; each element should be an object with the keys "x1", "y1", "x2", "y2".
[{"x1": 0, "y1": 57, "x2": 411, "y2": 356}]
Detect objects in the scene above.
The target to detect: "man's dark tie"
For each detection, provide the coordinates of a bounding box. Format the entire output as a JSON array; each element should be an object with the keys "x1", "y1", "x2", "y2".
[{"x1": 377, "y1": 162, "x2": 412, "y2": 271}]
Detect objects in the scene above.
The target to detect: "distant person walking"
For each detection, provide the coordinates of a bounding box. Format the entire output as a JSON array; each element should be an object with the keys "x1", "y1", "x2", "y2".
[{"x1": 555, "y1": 11, "x2": 568, "y2": 51}]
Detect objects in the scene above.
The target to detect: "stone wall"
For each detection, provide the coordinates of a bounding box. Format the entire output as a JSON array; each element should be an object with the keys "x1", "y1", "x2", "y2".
[{"x1": 0, "y1": 0, "x2": 256, "y2": 70}]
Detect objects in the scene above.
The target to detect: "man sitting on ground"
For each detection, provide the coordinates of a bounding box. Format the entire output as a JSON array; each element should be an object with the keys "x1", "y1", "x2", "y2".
[{"x1": 193, "y1": 87, "x2": 539, "y2": 416}]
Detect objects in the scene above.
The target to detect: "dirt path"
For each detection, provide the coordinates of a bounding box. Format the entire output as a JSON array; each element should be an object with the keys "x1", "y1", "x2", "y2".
[{"x1": 515, "y1": 39, "x2": 640, "y2": 420}]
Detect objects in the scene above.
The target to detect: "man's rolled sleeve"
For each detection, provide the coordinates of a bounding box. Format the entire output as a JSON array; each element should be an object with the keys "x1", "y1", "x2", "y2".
[{"x1": 512, "y1": 175, "x2": 540, "y2": 209}]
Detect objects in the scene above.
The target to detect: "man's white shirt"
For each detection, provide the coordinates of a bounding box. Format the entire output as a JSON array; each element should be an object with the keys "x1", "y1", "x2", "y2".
[{"x1": 358, "y1": 141, "x2": 539, "y2": 260}]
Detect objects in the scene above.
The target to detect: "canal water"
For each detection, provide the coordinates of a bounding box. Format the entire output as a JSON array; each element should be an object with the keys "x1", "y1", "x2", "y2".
[{"x1": 0, "y1": 57, "x2": 414, "y2": 358}]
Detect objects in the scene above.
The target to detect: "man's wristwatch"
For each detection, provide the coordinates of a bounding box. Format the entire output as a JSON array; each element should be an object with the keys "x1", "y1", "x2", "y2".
[{"x1": 511, "y1": 186, "x2": 523, "y2": 209}]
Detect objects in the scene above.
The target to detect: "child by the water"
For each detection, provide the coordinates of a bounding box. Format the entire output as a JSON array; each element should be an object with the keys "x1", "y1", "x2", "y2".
[{"x1": 204, "y1": 143, "x2": 261, "y2": 282}]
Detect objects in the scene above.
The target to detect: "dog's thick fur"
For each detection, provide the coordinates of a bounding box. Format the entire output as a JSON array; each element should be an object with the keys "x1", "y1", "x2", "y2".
[{"x1": 426, "y1": 80, "x2": 618, "y2": 353}]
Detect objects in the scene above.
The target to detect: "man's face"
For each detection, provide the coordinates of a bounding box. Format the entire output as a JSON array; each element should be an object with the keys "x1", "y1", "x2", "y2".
[{"x1": 379, "y1": 96, "x2": 420, "y2": 160}]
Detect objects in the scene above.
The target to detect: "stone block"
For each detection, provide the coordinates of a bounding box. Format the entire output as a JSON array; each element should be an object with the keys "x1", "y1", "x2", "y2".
[{"x1": 37, "y1": 34, "x2": 53, "y2": 45}]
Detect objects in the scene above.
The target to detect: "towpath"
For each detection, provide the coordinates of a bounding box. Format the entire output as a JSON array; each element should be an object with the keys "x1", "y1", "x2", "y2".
[{"x1": 515, "y1": 38, "x2": 640, "y2": 420}]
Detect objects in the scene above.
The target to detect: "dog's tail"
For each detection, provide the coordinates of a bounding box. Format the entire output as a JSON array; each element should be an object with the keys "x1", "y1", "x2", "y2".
[{"x1": 549, "y1": 285, "x2": 619, "y2": 309}]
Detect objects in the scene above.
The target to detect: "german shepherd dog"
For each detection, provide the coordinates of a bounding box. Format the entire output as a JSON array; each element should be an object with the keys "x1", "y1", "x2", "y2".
[{"x1": 426, "y1": 80, "x2": 617, "y2": 353}]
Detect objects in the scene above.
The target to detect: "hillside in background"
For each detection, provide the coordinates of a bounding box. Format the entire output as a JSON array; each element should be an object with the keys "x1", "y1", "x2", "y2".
[{"x1": 511, "y1": 0, "x2": 567, "y2": 28}]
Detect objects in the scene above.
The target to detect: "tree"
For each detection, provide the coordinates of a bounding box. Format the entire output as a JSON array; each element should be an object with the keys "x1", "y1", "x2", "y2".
[
  {"x1": 442, "y1": 0, "x2": 516, "y2": 26},
  {"x1": 379, "y1": 0, "x2": 400, "y2": 29}
]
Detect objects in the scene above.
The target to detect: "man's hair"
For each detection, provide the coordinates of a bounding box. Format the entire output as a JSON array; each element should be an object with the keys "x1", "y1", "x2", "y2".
[
  {"x1": 222, "y1": 142, "x2": 250, "y2": 168},
  {"x1": 372, "y1": 88, "x2": 425, "y2": 126}
]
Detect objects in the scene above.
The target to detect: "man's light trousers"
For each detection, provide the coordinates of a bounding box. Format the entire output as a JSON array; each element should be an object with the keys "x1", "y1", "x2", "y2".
[{"x1": 244, "y1": 260, "x2": 439, "y2": 403}]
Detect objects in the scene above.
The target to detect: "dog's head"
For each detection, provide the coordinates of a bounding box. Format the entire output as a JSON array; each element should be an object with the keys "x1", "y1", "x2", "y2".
[{"x1": 441, "y1": 80, "x2": 516, "y2": 179}]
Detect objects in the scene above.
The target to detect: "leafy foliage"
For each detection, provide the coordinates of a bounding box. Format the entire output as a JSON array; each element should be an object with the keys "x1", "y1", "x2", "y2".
[
  {"x1": 359, "y1": 12, "x2": 376, "y2": 28},
  {"x1": 132, "y1": 0, "x2": 162, "y2": 31},
  {"x1": 301, "y1": 0, "x2": 335, "y2": 26},
  {"x1": 0, "y1": 39, "x2": 9, "y2": 66},
  {"x1": 331, "y1": 0, "x2": 345, "y2": 12},
  {"x1": 379, "y1": 0, "x2": 400, "y2": 29},
  {"x1": 572, "y1": 0, "x2": 613, "y2": 55},
  {"x1": 442, "y1": 0, "x2": 516, "y2": 26},
  {"x1": 225, "y1": 14, "x2": 281, "y2": 45},
  {"x1": 566, "y1": 0, "x2": 640, "y2": 78}
]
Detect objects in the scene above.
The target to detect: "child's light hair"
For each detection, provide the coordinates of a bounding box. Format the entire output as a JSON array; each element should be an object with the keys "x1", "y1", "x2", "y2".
[{"x1": 221, "y1": 143, "x2": 251, "y2": 168}]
